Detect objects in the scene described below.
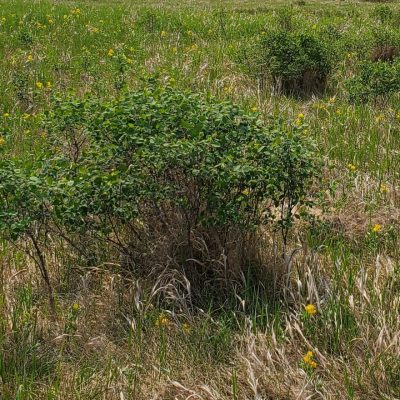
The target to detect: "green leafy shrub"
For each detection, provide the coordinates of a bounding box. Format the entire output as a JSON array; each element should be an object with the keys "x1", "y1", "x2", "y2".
[
  {"x1": 258, "y1": 30, "x2": 333, "y2": 95},
  {"x1": 370, "y1": 4, "x2": 394, "y2": 22},
  {"x1": 346, "y1": 60, "x2": 400, "y2": 102},
  {"x1": 370, "y1": 27, "x2": 400, "y2": 62},
  {"x1": 0, "y1": 159, "x2": 55, "y2": 309},
  {"x1": 0, "y1": 82, "x2": 319, "y2": 299}
]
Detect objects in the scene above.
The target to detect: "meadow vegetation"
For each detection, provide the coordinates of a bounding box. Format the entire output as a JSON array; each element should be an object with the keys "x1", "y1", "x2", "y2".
[{"x1": 0, "y1": 0, "x2": 399, "y2": 399}]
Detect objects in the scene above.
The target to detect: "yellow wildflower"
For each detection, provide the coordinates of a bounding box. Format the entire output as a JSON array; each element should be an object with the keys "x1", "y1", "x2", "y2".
[
  {"x1": 108, "y1": 48, "x2": 114, "y2": 57},
  {"x1": 0, "y1": 136, "x2": 5, "y2": 146},
  {"x1": 303, "y1": 350, "x2": 317, "y2": 368},
  {"x1": 251, "y1": 106, "x2": 258, "y2": 112},
  {"x1": 242, "y1": 188, "x2": 250, "y2": 196},
  {"x1": 35, "y1": 81, "x2": 43, "y2": 89},
  {"x1": 304, "y1": 304, "x2": 317, "y2": 315},
  {"x1": 224, "y1": 85, "x2": 232, "y2": 93},
  {"x1": 182, "y1": 323, "x2": 191, "y2": 333},
  {"x1": 26, "y1": 54, "x2": 33, "y2": 62},
  {"x1": 46, "y1": 81, "x2": 52, "y2": 89},
  {"x1": 72, "y1": 303, "x2": 79, "y2": 311},
  {"x1": 160, "y1": 30, "x2": 167, "y2": 37},
  {"x1": 371, "y1": 224, "x2": 382, "y2": 233},
  {"x1": 3, "y1": 113, "x2": 9, "y2": 118},
  {"x1": 303, "y1": 350, "x2": 313, "y2": 362},
  {"x1": 87, "y1": 25, "x2": 99, "y2": 34},
  {"x1": 379, "y1": 183, "x2": 389, "y2": 194},
  {"x1": 295, "y1": 113, "x2": 305, "y2": 125},
  {"x1": 155, "y1": 313, "x2": 170, "y2": 328},
  {"x1": 348, "y1": 163, "x2": 356, "y2": 172}
]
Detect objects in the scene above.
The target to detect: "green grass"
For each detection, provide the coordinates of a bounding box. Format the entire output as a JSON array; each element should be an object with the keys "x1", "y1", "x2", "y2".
[{"x1": 0, "y1": 0, "x2": 399, "y2": 399}]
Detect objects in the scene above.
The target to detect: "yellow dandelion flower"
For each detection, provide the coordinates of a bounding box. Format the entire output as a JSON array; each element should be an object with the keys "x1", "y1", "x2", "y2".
[
  {"x1": 46, "y1": 81, "x2": 52, "y2": 89},
  {"x1": 23, "y1": 113, "x2": 30, "y2": 120},
  {"x1": 87, "y1": 26, "x2": 99, "y2": 34},
  {"x1": 242, "y1": 188, "x2": 250, "y2": 196},
  {"x1": 304, "y1": 304, "x2": 317, "y2": 315},
  {"x1": 0, "y1": 136, "x2": 5, "y2": 146},
  {"x1": 251, "y1": 106, "x2": 258, "y2": 112},
  {"x1": 3, "y1": 113, "x2": 10, "y2": 118},
  {"x1": 35, "y1": 81, "x2": 43, "y2": 89},
  {"x1": 160, "y1": 30, "x2": 167, "y2": 37},
  {"x1": 72, "y1": 302, "x2": 79, "y2": 311},
  {"x1": 297, "y1": 113, "x2": 305, "y2": 120},
  {"x1": 303, "y1": 350, "x2": 317, "y2": 368},
  {"x1": 223, "y1": 85, "x2": 232, "y2": 93},
  {"x1": 108, "y1": 48, "x2": 114, "y2": 57},
  {"x1": 26, "y1": 54, "x2": 33, "y2": 62},
  {"x1": 379, "y1": 183, "x2": 389, "y2": 193},
  {"x1": 155, "y1": 313, "x2": 170, "y2": 328},
  {"x1": 371, "y1": 224, "x2": 382, "y2": 233},
  {"x1": 303, "y1": 351, "x2": 312, "y2": 363},
  {"x1": 348, "y1": 163, "x2": 356, "y2": 171}
]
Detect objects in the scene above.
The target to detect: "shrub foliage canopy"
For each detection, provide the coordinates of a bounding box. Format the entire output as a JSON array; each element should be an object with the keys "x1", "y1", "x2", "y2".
[{"x1": 0, "y1": 83, "x2": 318, "y2": 294}]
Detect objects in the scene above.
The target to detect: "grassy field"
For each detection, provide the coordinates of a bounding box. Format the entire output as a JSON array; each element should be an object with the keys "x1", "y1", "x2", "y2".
[{"x1": 0, "y1": 0, "x2": 399, "y2": 399}]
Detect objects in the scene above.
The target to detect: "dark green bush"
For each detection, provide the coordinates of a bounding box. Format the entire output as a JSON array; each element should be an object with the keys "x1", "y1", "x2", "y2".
[
  {"x1": 346, "y1": 60, "x2": 400, "y2": 102},
  {"x1": 259, "y1": 30, "x2": 333, "y2": 95},
  {"x1": 0, "y1": 82, "x2": 319, "y2": 298},
  {"x1": 371, "y1": 4, "x2": 393, "y2": 22}
]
